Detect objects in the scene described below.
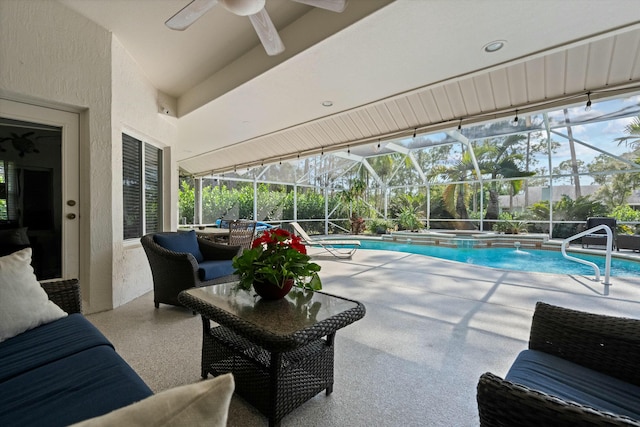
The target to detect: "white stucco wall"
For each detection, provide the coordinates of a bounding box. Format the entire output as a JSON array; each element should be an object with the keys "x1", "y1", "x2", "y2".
[
  {"x1": 111, "y1": 38, "x2": 178, "y2": 307},
  {"x1": 0, "y1": 0, "x2": 178, "y2": 312}
]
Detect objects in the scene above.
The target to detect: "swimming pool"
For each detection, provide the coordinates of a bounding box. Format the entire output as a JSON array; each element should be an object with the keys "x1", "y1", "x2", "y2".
[{"x1": 358, "y1": 240, "x2": 640, "y2": 277}]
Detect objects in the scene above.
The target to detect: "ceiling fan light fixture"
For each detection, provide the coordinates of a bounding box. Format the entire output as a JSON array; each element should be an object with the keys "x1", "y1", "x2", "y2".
[{"x1": 221, "y1": 0, "x2": 265, "y2": 16}]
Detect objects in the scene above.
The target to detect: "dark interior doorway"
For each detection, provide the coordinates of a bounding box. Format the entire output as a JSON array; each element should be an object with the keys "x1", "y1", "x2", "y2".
[{"x1": 0, "y1": 118, "x2": 62, "y2": 279}]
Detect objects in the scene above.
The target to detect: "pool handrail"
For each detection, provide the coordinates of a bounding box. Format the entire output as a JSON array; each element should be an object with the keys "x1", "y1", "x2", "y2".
[{"x1": 562, "y1": 225, "x2": 613, "y2": 286}]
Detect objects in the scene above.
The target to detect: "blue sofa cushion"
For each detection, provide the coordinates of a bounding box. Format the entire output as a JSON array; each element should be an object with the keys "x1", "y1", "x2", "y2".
[
  {"x1": 0, "y1": 314, "x2": 111, "y2": 382},
  {"x1": 154, "y1": 231, "x2": 204, "y2": 263},
  {"x1": 198, "y1": 260, "x2": 235, "y2": 281},
  {"x1": 0, "y1": 345, "x2": 153, "y2": 427},
  {"x1": 506, "y1": 349, "x2": 640, "y2": 420}
]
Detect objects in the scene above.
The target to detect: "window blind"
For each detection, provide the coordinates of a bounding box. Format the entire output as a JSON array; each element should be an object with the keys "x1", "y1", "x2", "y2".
[
  {"x1": 123, "y1": 134, "x2": 142, "y2": 239},
  {"x1": 144, "y1": 142, "x2": 162, "y2": 234}
]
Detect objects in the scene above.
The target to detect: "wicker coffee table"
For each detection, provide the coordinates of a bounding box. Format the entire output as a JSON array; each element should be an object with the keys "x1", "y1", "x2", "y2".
[{"x1": 178, "y1": 282, "x2": 366, "y2": 427}]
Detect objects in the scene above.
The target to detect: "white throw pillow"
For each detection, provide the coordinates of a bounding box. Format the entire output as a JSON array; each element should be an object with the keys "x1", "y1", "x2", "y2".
[
  {"x1": 0, "y1": 248, "x2": 67, "y2": 342},
  {"x1": 70, "y1": 374, "x2": 235, "y2": 427}
]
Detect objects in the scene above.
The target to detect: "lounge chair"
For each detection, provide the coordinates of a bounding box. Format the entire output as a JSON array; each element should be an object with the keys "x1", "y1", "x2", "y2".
[{"x1": 290, "y1": 222, "x2": 360, "y2": 259}]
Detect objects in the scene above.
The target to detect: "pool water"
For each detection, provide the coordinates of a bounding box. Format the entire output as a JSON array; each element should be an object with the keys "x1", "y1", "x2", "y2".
[{"x1": 358, "y1": 240, "x2": 640, "y2": 277}]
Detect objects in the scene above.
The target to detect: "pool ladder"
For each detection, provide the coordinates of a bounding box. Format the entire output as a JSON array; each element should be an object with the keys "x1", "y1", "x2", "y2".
[{"x1": 562, "y1": 225, "x2": 612, "y2": 286}]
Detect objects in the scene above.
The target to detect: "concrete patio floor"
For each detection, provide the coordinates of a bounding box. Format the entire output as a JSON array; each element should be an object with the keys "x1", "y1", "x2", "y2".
[{"x1": 88, "y1": 247, "x2": 640, "y2": 426}]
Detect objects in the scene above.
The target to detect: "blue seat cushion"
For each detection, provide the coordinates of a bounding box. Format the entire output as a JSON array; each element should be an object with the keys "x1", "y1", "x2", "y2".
[
  {"x1": 0, "y1": 345, "x2": 153, "y2": 427},
  {"x1": 0, "y1": 314, "x2": 112, "y2": 382},
  {"x1": 256, "y1": 221, "x2": 273, "y2": 231},
  {"x1": 154, "y1": 230, "x2": 204, "y2": 263},
  {"x1": 198, "y1": 260, "x2": 235, "y2": 281},
  {"x1": 506, "y1": 349, "x2": 640, "y2": 420}
]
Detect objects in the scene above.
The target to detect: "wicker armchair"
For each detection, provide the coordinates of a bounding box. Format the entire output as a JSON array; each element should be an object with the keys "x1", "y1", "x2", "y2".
[
  {"x1": 477, "y1": 302, "x2": 640, "y2": 426},
  {"x1": 228, "y1": 220, "x2": 256, "y2": 250},
  {"x1": 141, "y1": 232, "x2": 242, "y2": 309}
]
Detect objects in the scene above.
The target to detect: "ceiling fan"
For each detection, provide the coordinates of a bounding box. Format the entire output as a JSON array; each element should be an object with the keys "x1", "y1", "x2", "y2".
[{"x1": 165, "y1": 0, "x2": 348, "y2": 56}]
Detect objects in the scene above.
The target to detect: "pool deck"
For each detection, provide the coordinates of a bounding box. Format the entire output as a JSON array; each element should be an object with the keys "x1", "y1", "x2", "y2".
[
  {"x1": 303, "y1": 245, "x2": 640, "y2": 425},
  {"x1": 88, "y1": 242, "x2": 640, "y2": 426}
]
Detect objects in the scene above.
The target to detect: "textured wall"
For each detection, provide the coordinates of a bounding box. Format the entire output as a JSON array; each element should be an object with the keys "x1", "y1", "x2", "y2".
[
  {"x1": 0, "y1": 0, "x2": 178, "y2": 312},
  {"x1": 111, "y1": 37, "x2": 178, "y2": 307}
]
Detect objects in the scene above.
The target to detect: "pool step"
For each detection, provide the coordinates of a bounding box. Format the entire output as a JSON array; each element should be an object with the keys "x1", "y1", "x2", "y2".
[{"x1": 382, "y1": 231, "x2": 550, "y2": 249}]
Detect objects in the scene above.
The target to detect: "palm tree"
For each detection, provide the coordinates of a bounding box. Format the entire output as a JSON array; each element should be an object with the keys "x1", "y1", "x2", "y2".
[
  {"x1": 437, "y1": 147, "x2": 480, "y2": 228},
  {"x1": 615, "y1": 115, "x2": 640, "y2": 148},
  {"x1": 476, "y1": 135, "x2": 536, "y2": 221}
]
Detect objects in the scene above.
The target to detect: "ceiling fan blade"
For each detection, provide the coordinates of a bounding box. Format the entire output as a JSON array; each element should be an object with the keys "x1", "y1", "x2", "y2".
[
  {"x1": 292, "y1": 0, "x2": 347, "y2": 13},
  {"x1": 248, "y1": 9, "x2": 285, "y2": 56},
  {"x1": 165, "y1": 0, "x2": 219, "y2": 31}
]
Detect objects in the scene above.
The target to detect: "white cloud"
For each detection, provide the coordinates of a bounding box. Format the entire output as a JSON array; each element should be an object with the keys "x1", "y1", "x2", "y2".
[
  {"x1": 602, "y1": 117, "x2": 634, "y2": 136},
  {"x1": 620, "y1": 95, "x2": 640, "y2": 105}
]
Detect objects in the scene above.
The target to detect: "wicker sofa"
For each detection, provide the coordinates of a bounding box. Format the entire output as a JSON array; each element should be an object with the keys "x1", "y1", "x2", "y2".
[
  {"x1": 0, "y1": 276, "x2": 235, "y2": 427},
  {"x1": 477, "y1": 302, "x2": 640, "y2": 426},
  {"x1": 0, "y1": 279, "x2": 154, "y2": 426}
]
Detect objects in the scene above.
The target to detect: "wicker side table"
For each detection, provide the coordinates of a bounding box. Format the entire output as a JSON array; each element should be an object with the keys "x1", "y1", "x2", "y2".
[{"x1": 179, "y1": 283, "x2": 365, "y2": 427}]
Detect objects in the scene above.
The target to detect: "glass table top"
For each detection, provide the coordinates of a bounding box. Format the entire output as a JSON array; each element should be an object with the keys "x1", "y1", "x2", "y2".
[{"x1": 185, "y1": 282, "x2": 361, "y2": 336}]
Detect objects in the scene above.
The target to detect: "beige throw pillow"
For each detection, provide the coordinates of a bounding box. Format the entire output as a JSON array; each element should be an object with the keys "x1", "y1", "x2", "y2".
[
  {"x1": 0, "y1": 248, "x2": 67, "y2": 342},
  {"x1": 70, "y1": 374, "x2": 235, "y2": 427}
]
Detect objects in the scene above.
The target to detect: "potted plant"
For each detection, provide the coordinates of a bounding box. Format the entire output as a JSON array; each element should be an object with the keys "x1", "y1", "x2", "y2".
[
  {"x1": 350, "y1": 213, "x2": 366, "y2": 235},
  {"x1": 232, "y1": 228, "x2": 322, "y2": 299},
  {"x1": 367, "y1": 217, "x2": 395, "y2": 234}
]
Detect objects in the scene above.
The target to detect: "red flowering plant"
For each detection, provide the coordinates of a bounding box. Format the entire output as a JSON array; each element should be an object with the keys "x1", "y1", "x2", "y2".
[{"x1": 232, "y1": 228, "x2": 322, "y2": 292}]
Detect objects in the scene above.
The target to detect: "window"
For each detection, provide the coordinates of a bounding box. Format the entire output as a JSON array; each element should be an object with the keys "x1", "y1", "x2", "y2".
[{"x1": 122, "y1": 133, "x2": 163, "y2": 239}]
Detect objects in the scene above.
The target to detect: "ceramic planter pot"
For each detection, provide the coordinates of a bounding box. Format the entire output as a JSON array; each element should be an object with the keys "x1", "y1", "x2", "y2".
[{"x1": 253, "y1": 278, "x2": 294, "y2": 300}]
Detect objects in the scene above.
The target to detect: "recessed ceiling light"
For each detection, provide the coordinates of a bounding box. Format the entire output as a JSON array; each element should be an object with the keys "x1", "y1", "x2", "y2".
[
  {"x1": 483, "y1": 40, "x2": 506, "y2": 53},
  {"x1": 322, "y1": 101, "x2": 333, "y2": 107}
]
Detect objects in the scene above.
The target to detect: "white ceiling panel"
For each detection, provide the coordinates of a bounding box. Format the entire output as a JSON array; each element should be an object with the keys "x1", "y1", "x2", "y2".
[
  {"x1": 544, "y1": 51, "x2": 567, "y2": 97},
  {"x1": 565, "y1": 45, "x2": 590, "y2": 94},
  {"x1": 524, "y1": 59, "x2": 546, "y2": 105},
  {"x1": 488, "y1": 68, "x2": 512, "y2": 110},
  {"x1": 430, "y1": 86, "x2": 454, "y2": 121},
  {"x1": 458, "y1": 79, "x2": 481, "y2": 115},
  {"x1": 473, "y1": 74, "x2": 497, "y2": 113},
  {"x1": 608, "y1": 31, "x2": 640, "y2": 82},
  {"x1": 585, "y1": 38, "x2": 617, "y2": 89},
  {"x1": 418, "y1": 90, "x2": 442, "y2": 124},
  {"x1": 181, "y1": 23, "x2": 640, "y2": 175},
  {"x1": 443, "y1": 83, "x2": 468, "y2": 120},
  {"x1": 507, "y1": 63, "x2": 529, "y2": 107}
]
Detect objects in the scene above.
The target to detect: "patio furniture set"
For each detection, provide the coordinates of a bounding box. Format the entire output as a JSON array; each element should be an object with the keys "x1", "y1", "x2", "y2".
[
  {"x1": 138, "y1": 224, "x2": 640, "y2": 426},
  {"x1": 141, "y1": 226, "x2": 366, "y2": 425},
  {"x1": 581, "y1": 217, "x2": 640, "y2": 252}
]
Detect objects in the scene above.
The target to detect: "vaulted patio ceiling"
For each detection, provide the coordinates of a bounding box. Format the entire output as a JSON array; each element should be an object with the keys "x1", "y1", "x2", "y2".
[
  {"x1": 179, "y1": 19, "x2": 640, "y2": 176},
  {"x1": 59, "y1": 0, "x2": 640, "y2": 177}
]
